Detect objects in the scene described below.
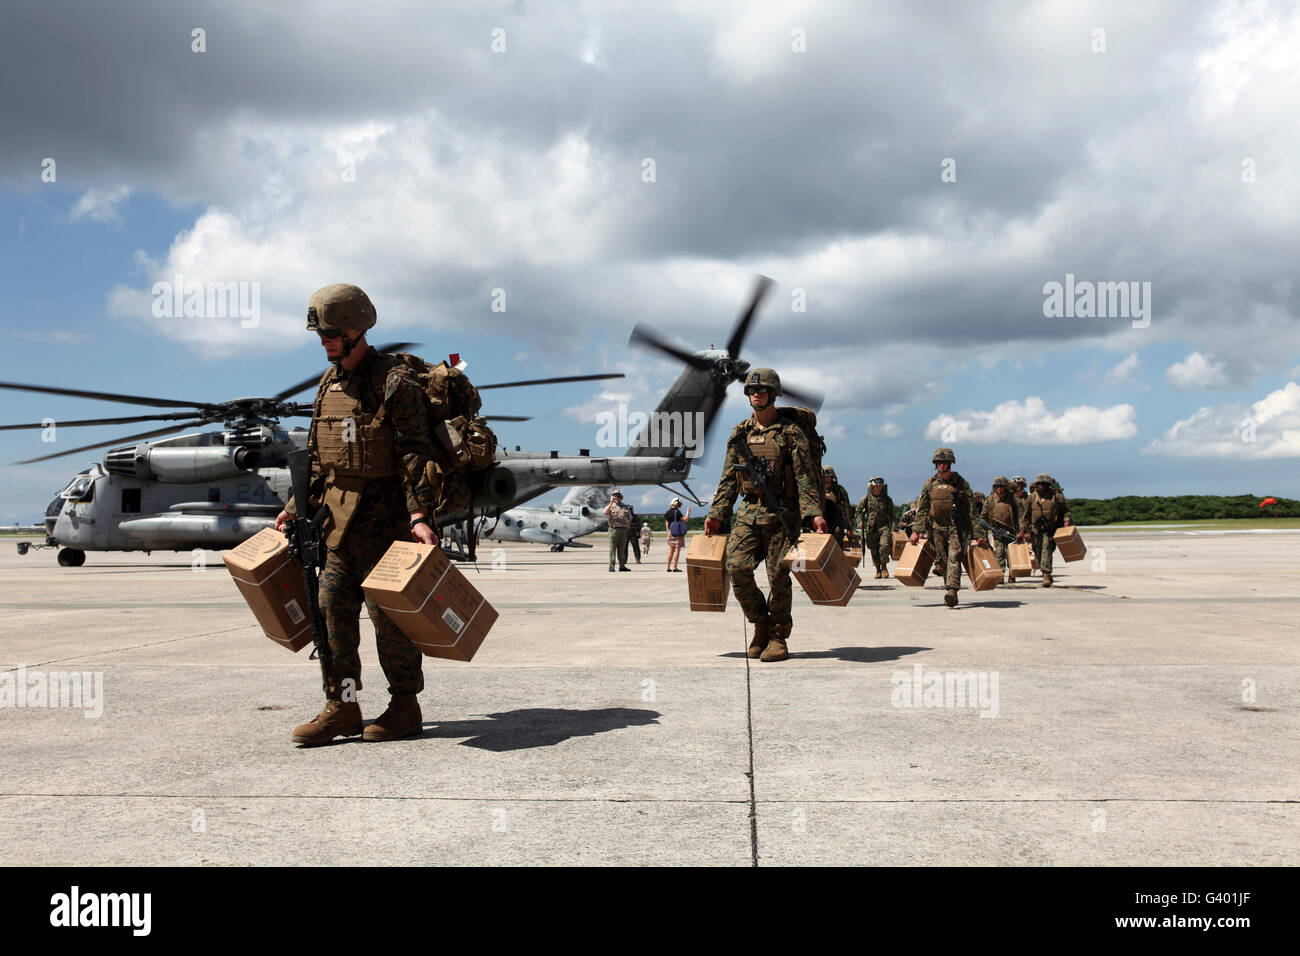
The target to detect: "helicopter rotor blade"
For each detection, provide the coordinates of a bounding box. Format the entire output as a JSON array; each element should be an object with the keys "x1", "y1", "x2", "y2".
[
  {"x1": 780, "y1": 381, "x2": 824, "y2": 411},
  {"x1": 0, "y1": 412, "x2": 204, "y2": 432},
  {"x1": 482, "y1": 415, "x2": 532, "y2": 422},
  {"x1": 627, "y1": 325, "x2": 714, "y2": 371},
  {"x1": 14, "y1": 419, "x2": 213, "y2": 465},
  {"x1": 477, "y1": 373, "x2": 626, "y2": 391},
  {"x1": 725, "y1": 274, "x2": 773, "y2": 360},
  {"x1": 0, "y1": 381, "x2": 219, "y2": 411}
]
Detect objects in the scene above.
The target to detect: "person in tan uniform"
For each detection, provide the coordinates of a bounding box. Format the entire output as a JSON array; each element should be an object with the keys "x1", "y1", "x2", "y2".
[{"x1": 603, "y1": 490, "x2": 632, "y2": 571}]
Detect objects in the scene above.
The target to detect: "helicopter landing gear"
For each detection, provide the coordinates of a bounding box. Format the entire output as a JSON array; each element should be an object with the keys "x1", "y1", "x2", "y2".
[
  {"x1": 549, "y1": 544, "x2": 565, "y2": 552},
  {"x1": 57, "y1": 548, "x2": 86, "y2": 567}
]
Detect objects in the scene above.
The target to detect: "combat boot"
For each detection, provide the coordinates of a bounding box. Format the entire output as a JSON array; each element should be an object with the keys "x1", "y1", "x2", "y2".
[
  {"x1": 363, "y1": 694, "x2": 423, "y2": 742},
  {"x1": 944, "y1": 589, "x2": 958, "y2": 607},
  {"x1": 747, "y1": 618, "x2": 770, "y2": 659},
  {"x1": 760, "y1": 636, "x2": 789, "y2": 662},
  {"x1": 1042, "y1": 572, "x2": 1053, "y2": 588},
  {"x1": 291, "y1": 699, "x2": 363, "y2": 746}
]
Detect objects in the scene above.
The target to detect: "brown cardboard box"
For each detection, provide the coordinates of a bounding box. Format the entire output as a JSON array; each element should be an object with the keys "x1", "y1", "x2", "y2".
[
  {"x1": 1053, "y1": 525, "x2": 1086, "y2": 562},
  {"x1": 893, "y1": 539, "x2": 934, "y2": 586},
  {"x1": 964, "y1": 544, "x2": 1002, "y2": 591},
  {"x1": 844, "y1": 546, "x2": 863, "y2": 568},
  {"x1": 361, "y1": 542, "x2": 497, "y2": 661},
  {"x1": 685, "y1": 534, "x2": 729, "y2": 612},
  {"x1": 782, "y1": 533, "x2": 860, "y2": 606},
  {"x1": 1008, "y1": 541, "x2": 1033, "y2": 577},
  {"x1": 891, "y1": 531, "x2": 908, "y2": 560},
  {"x1": 223, "y1": 527, "x2": 313, "y2": 652}
]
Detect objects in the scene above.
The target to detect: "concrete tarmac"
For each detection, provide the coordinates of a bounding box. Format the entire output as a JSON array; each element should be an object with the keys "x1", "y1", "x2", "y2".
[{"x1": 0, "y1": 531, "x2": 1295, "y2": 866}]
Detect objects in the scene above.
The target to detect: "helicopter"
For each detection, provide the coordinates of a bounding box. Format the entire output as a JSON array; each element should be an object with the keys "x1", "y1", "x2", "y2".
[
  {"x1": 477, "y1": 485, "x2": 612, "y2": 551},
  {"x1": 4, "y1": 276, "x2": 821, "y2": 566}
]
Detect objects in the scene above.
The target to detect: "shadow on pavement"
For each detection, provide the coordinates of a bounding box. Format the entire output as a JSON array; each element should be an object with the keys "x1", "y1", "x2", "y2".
[
  {"x1": 422, "y1": 707, "x2": 661, "y2": 751},
  {"x1": 721, "y1": 645, "x2": 930, "y2": 663}
]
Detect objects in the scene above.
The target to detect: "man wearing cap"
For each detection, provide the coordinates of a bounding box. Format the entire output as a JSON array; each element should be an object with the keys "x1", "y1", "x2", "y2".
[
  {"x1": 977, "y1": 476, "x2": 1026, "y2": 581},
  {"x1": 275, "y1": 283, "x2": 440, "y2": 746},
  {"x1": 857, "y1": 476, "x2": 895, "y2": 579},
  {"x1": 705, "y1": 368, "x2": 828, "y2": 662},
  {"x1": 603, "y1": 490, "x2": 633, "y2": 572},
  {"x1": 912, "y1": 447, "x2": 974, "y2": 607},
  {"x1": 1027, "y1": 474, "x2": 1072, "y2": 587}
]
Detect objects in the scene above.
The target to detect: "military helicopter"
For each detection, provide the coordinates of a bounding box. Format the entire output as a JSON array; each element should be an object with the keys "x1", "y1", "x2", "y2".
[
  {"x1": 5, "y1": 276, "x2": 821, "y2": 566},
  {"x1": 478, "y1": 485, "x2": 612, "y2": 551}
]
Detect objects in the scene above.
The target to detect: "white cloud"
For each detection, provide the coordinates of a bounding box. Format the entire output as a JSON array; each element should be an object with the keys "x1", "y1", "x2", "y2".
[
  {"x1": 925, "y1": 397, "x2": 1137, "y2": 445},
  {"x1": 868, "y1": 421, "x2": 903, "y2": 438},
  {"x1": 1146, "y1": 382, "x2": 1300, "y2": 459},
  {"x1": 1102, "y1": 352, "x2": 1141, "y2": 385},
  {"x1": 1165, "y1": 351, "x2": 1229, "y2": 389},
  {"x1": 69, "y1": 185, "x2": 132, "y2": 223}
]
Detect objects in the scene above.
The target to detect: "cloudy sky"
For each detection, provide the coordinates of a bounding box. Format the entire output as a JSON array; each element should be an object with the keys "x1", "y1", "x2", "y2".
[{"x1": 1, "y1": 0, "x2": 1297, "y2": 521}]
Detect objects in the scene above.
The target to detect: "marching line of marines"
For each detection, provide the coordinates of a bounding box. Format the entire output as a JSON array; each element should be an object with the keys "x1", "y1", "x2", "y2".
[{"x1": 705, "y1": 367, "x2": 1075, "y2": 663}]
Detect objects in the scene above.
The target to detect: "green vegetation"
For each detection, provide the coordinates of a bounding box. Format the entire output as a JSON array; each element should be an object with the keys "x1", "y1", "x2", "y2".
[{"x1": 1068, "y1": 495, "x2": 1298, "y2": 525}]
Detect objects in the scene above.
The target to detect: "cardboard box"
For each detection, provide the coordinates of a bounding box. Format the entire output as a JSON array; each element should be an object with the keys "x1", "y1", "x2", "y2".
[
  {"x1": 223, "y1": 527, "x2": 313, "y2": 652},
  {"x1": 893, "y1": 539, "x2": 934, "y2": 587},
  {"x1": 685, "y1": 534, "x2": 729, "y2": 612},
  {"x1": 964, "y1": 544, "x2": 1002, "y2": 591},
  {"x1": 844, "y1": 546, "x2": 863, "y2": 568},
  {"x1": 1008, "y1": 541, "x2": 1033, "y2": 578},
  {"x1": 782, "y1": 533, "x2": 860, "y2": 606},
  {"x1": 891, "y1": 531, "x2": 908, "y2": 560},
  {"x1": 361, "y1": 542, "x2": 497, "y2": 661},
  {"x1": 1053, "y1": 525, "x2": 1086, "y2": 562}
]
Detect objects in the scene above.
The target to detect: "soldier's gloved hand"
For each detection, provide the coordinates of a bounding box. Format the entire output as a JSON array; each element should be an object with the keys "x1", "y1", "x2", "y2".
[
  {"x1": 812, "y1": 516, "x2": 829, "y2": 534},
  {"x1": 275, "y1": 510, "x2": 295, "y2": 532},
  {"x1": 977, "y1": 537, "x2": 988, "y2": 548},
  {"x1": 910, "y1": 532, "x2": 920, "y2": 546},
  {"x1": 704, "y1": 517, "x2": 720, "y2": 536},
  {"x1": 1064, "y1": 517, "x2": 1072, "y2": 527}
]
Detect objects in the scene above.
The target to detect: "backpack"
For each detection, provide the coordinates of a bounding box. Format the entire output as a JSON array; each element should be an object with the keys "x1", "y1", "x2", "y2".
[{"x1": 775, "y1": 406, "x2": 826, "y2": 503}]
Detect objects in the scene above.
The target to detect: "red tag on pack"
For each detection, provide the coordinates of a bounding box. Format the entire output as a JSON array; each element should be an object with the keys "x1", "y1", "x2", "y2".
[{"x1": 448, "y1": 352, "x2": 460, "y2": 367}]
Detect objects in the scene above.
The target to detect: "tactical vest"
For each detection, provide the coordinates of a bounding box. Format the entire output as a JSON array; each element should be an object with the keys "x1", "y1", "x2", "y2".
[
  {"x1": 1030, "y1": 493, "x2": 1059, "y2": 526},
  {"x1": 990, "y1": 497, "x2": 1016, "y2": 528},
  {"x1": 928, "y1": 478, "x2": 955, "y2": 521},
  {"x1": 608, "y1": 504, "x2": 632, "y2": 529},
  {"x1": 735, "y1": 428, "x2": 796, "y2": 499}
]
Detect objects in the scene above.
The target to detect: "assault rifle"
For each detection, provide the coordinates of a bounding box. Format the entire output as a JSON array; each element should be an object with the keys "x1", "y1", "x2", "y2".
[
  {"x1": 728, "y1": 433, "x2": 802, "y2": 542},
  {"x1": 285, "y1": 450, "x2": 332, "y2": 690},
  {"x1": 980, "y1": 516, "x2": 1018, "y2": 545}
]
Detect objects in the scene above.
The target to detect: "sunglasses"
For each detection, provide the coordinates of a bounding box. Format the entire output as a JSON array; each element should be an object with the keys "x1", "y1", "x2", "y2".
[{"x1": 316, "y1": 328, "x2": 345, "y2": 339}]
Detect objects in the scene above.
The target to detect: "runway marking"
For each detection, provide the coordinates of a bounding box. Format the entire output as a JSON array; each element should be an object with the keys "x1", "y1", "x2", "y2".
[
  {"x1": 0, "y1": 793, "x2": 1292, "y2": 805},
  {"x1": 0, "y1": 625, "x2": 254, "y2": 672},
  {"x1": 743, "y1": 617, "x2": 759, "y2": 868}
]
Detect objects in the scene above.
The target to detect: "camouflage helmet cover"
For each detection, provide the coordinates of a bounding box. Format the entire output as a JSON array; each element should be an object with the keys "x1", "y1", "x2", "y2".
[
  {"x1": 824, "y1": 467, "x2": 838, "y2": 481},
  {"x1": 869, "y1": 475, "x2": 884, "y2": 484},
  {"x1": 1011, "y1": 475, "x2": 1027, "y2": 485},
  {"x1": 932, "y1": 446, "x2": 956, "y2": 464},
  {"x1": 743, "y1": 367, "x2": 782, "y2": 396},
  {"x1": 992, "y1": 475, "x2": 1010, "y2": 487},
  {"x1": 307, "y1": 283, "x2": 377, "y2": 333},
  {"x1": 1034, "y1": 473, "x2": 1054, "y2": 485}
]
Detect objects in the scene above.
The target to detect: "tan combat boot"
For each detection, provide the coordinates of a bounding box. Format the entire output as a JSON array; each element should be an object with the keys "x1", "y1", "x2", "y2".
[
  {"x1": 747, "y1": 618, "x2": 770, "y2": 659},
  {"x1": 760, "y1": 636, "x2": 789, "y2": 662},
  {"x1": 1042, "y1": 572, "x2": 1053, "y2": 588},
  {"x1": 291, "y1": 699, "x2": 363, "y2": 746},
  {"x1": 944, "y1": 589, "x2": 958, "y2": 607},
  {"x1": 363, "y1": 694, "x2": 423, "y2": 742}
]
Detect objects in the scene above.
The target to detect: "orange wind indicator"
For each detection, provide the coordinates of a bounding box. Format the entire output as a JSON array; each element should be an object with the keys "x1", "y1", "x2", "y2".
[{"x1": 1259, "y1": 497, "x2": 1277, "y2": 507}]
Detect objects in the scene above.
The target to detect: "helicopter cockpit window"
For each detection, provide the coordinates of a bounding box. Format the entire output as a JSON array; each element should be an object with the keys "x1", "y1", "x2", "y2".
[
  {"x1": 60, "y1": 476, "x2": 94, "y2": 502},
  {"x1": 45, "y1": 494, "x2": 65, "y2": 518}
]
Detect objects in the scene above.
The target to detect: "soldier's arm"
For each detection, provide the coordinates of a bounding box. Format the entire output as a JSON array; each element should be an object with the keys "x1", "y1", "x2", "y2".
[
  {"x1": 708, "y1": 440, "x2": 741, "y2": 524},
  {"x1": 787, "y1": 428, "x2": 822, "y2": 522},
  {"x1": 385, "y1": 368, "x2": 439, "y2": 516},
  {"x1": 1060, "y1": 494, "x2": 1072, "y2": 526},
  {"x1": 916, "y1": 481, "x2": 931, "y2": 537}
]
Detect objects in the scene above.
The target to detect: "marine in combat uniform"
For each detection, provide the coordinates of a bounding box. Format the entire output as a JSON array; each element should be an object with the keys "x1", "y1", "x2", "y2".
[
  {"x1": 704, "y1": 368, "x2": 828, "y2": 662},
  {"x1": 857, "y1": 476, "x2": 895, "y2": 578},
  {"x1": 912, "y1": 447, "x2": 973, "y2": 607},
  {"x1": 978, "y1": 476, "x2": 1026, "y2": 580},
  {"x1": 822, "y1": 467, "x2": 855, "y2": 547},
  {"x1": 277, "y1": 283, "x2": 440, "y2": 746},
  {"x1": 1027, "y1": 473, "x2": 1072, "y2": 587},
  {"x1": 604, "y1": 490, "x2": 632, "y2": 571}
]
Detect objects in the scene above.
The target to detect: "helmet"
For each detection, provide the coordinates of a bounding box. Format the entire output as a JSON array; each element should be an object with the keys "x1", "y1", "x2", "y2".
[
  {"x1": 992, "y1": 475, "x2": 1010, "y2": 487},
  {"x1": 743, "y1": 368, "x2": 782, "y2": 396},
  {"x1": 1034, "y1": 473, "x2": 1053, "y2": 485},
  {"x1": 824, "y1": 467, "x2": 838, "y2": 482},
  {"x1": 1011, "y1": 475, "x2": 1027, "y2": 486},
  {"x1": 869, "y1": 475, "x2": 884, "y2": 485},
  {"x1": 307, "y1": 283, "x2": 377, "y2": 333},
  {"x1": 611, "y1": 488, "x2": 623, "y2": 498},
  {"x1": 932, "y1": 447, "x2": 956, "y2": 464},
  {"x1": 973, "y1": 491, "x2": 985, "y2": 501}
]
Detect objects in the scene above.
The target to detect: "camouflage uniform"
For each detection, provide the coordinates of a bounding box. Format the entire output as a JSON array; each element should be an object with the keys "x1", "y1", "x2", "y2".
[
  {"x1": 856, "y1": 480, "x2": 895, "y2": 575},
  {"x1": 981, "y1": 482, "x2": 1025, "y2": 574},
  {"x1": 823, "y1": 467, "x2": 855, "y2": 547},
  {"x1": 286, "y1": 347, "x2": 438, "y2": 698},
  {"x1": 916, "y1": 469, "x2": 973, "y2": 591},
  {"x1": 1027, "y1": 477, "x2": 1071, "y2": 580},
  {"x1": 709, "y1": 418, "x2": 822, "y2": 644}
]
